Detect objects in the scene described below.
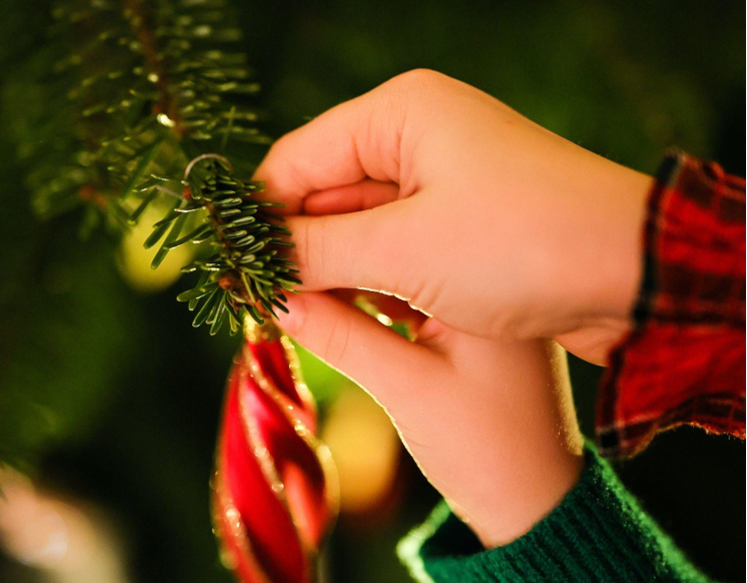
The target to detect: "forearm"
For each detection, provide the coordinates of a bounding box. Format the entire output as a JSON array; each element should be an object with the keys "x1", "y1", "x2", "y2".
[
  {"x1": 597, "y1": 150, "x2": 746, "y2": 457},
  {"x1": 399, "y1": 443, "x2": 717, "y2": 583},
  {"x1": 439, "y1": 339, "x2": 583, "y2": 548}
]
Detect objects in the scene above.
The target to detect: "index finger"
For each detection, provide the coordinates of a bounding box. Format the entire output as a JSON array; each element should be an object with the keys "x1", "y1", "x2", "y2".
[{"x1": 252, "y1": 78, "x2": 408, "y2": 214}]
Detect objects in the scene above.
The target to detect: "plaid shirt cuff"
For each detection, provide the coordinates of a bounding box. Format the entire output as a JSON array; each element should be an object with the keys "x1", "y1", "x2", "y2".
[{"x1": 597, "y1": 150, "x2": 746, "y2": 458}]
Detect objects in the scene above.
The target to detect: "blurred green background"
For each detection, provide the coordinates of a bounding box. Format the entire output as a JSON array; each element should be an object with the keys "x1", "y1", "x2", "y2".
[{"x1": 0, "y1": 0, "x2": 744, "y2": 582}]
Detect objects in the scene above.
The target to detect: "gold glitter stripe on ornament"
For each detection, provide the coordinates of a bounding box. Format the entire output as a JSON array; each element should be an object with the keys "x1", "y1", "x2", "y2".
[
  {"x1": 246, "y1": 345, "x2": 340, "y2": 543},
  {"x1": 242, "y1": 350, "x2": 316, "y2": 568},
  {"x1": 280, "y1": 334, "x2": 318, "y2": 416},
  {"x1": 236, "y1": 365, "x2": 301, "y2": 533},
  {"x1": 212, "y1": 464, "x2": 273, "y2": 583},
  {"x1": 241, "y1": 342, "x2": 327, "y2": 583},
  {"x1": 244, "y1": 318, "x2": 282, "y2": 343}
]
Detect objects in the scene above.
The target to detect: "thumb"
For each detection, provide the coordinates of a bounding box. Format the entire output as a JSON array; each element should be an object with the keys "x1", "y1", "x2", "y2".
[
  {"x1": 277, "y1": 291, "x2": 442, "y2": 410},
  {"x1": 286, "y1": 202, "x2": 409, "y2": 294}
]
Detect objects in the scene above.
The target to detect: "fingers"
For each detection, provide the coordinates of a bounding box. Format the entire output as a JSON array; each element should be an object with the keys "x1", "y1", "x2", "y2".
[
  {"x1": 255, "y1": 70, "x2": 455, "y2": 215},
  {"x1": 253, "y1": 73, "x2": 419, "y2": 214},
  {"x1": 285, "y1": 202, "x2": 409, "y2": 293},
  {"x1": 277, "y1": 292, "x2": 444, "y2": 408},
  {"x1": 303, "y1": 180, "x2": 400, "y2": 215}
]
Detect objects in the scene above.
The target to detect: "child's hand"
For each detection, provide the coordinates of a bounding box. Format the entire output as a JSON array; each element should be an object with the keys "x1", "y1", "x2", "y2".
[
  {"x1": 256, "y1": 69, "x2": 652, "y2": 364},
  {"x1": 256, "y1": 69, "x2": 651, "y2": 545},
  {"x1": 279, "y1": 292, "x2": 583, "y2": 547}
]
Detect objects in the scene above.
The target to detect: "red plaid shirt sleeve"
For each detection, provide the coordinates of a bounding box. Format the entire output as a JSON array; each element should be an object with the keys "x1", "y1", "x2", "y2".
[{"x1": 597, "y1": 150, "x2": 746, "y2": 458}]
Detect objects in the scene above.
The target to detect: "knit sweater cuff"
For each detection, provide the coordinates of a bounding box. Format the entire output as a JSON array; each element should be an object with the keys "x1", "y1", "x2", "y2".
[{"x1": 397, "y1": 444, "x2": 710, "y2": 583}]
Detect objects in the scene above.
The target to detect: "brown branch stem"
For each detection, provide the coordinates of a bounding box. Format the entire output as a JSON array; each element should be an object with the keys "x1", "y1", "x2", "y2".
[{"x1": 124, "y1": 0, "x2": 185, "y2": 136}]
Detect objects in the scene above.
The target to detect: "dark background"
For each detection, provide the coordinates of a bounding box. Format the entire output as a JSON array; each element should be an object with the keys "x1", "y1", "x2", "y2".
[{"x1": 0, "y1": 1, "x2": 744, "y2": 582}]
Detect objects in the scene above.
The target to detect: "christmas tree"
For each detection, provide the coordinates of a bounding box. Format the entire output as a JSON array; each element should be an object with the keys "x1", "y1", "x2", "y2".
[
  {"x1": 13, "y1": 0, "x2": 299, "y2": 331},
  {"x1": 3, "y1": 1, "x2": 336, "y2": 582},
  {"x1": 0, "y1": 1, "x2": 743, "y2": 582}
]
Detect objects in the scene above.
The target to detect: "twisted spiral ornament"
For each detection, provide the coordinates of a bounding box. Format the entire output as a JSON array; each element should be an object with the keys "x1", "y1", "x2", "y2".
[{"x1": 212, "y1": 320, "x2": 339, "y2": 583}]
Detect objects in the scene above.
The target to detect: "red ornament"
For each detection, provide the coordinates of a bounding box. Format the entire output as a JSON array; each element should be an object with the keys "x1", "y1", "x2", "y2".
[{"x1": 212, "y1": 320, "x2": 338, "y2": 583}]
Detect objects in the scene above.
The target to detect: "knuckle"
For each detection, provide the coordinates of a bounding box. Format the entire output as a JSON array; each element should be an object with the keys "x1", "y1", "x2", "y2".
[
  {"x1": 257, "y1": 137, "x2": 292, "y2": 186},
  {"x1": 297, "y1": 217, "x2": 330, "y2": 288},
  {"x1": 264, "y1": 134, "x2": 290, "y2": 163},
  {"x1": 408, "y1": 278, "x2": 440, "y2": 315},
  {"x1": 323, "y1": 314, "x2": 354, "y2": 368},
  {"x1": 377, "y1": 69, "x2": 446, "y2": 107},
  {"x1": 353, "y1": 210, "x2": 398, "y2": 288},
  {"x1": 292, "y1": 219, "x2": 309, "y2": 269},
  {"x1": 392, "y1": 68, "x2": 444, "y2": 88},
  {"x1": 379, "y1": 69, "x2": 452, "y2": 138},
  {"x1": 265, "y1": 135, "x2": 305, "y2": 187}
]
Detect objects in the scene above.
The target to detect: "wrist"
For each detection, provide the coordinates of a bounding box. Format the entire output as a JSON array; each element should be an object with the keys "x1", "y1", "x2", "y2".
[
  {"x1": 465, "y1": 449, "x2": 584, "y2": 549},
  {"x1": 594, "y1": 164, "x2": 652, "y2": 321},
  {"x1": 565, "y1": 155, "x2": 652, "y2": 326},
  {"x1": 444, "y1": 340, "x2": 585, "y2": 549}
]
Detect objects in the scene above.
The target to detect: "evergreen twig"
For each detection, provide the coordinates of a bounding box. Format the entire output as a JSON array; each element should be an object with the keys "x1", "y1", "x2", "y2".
[{"x1": 11, "y1": 0, "x2": 296, "y2": 333}]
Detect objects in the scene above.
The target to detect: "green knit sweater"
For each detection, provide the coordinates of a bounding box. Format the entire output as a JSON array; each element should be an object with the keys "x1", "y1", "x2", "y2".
[{"x1": 398, "y1": 445, "x2": 715, "y2": 583}]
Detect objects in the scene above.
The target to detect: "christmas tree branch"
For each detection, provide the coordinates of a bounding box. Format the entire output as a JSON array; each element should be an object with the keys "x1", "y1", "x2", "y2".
[{"x1": 13, "y1": 0, "x2": 298, "y2": 333}]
